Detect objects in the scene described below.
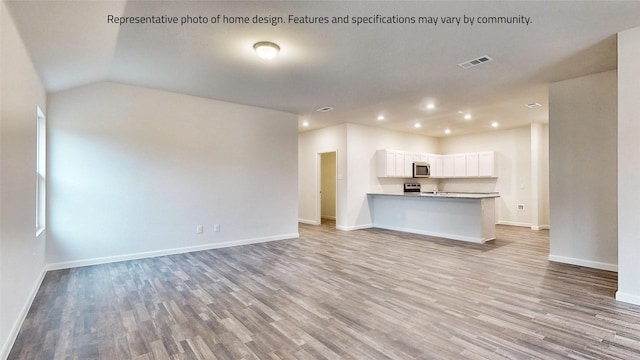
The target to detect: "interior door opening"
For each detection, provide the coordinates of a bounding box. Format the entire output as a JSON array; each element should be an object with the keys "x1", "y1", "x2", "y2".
[{"x1": 319, "y1": 151, "x2": 337, "y2": 228}]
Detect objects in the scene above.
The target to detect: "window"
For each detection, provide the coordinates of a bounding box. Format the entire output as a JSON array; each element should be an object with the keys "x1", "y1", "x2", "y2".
[{"x1": 36, "y1": 106, "x2": 46, "y2": 236}]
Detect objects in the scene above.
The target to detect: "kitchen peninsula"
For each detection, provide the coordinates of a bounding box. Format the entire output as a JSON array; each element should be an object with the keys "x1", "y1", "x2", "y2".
[{"x1": 367, "y1": 192, "x2": 499, "y2": 243}]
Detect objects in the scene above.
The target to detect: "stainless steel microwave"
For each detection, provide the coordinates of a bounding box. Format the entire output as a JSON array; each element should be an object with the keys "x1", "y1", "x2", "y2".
[{"x1": 413, "y1": 162, "x2": 431, "y2": 178}]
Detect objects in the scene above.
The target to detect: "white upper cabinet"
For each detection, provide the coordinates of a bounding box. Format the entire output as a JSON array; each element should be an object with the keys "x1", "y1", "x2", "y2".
[
  {"x1": 478, "y1": 151, "x2": 496, "y2": 177},
  {"x1": 429, "y1": 154, "x2": 443, "y2": 177},
  {"x1": 377, "y1": 149, "x2": 397, "y2": 177},
  {"x1": 377, "y1": 149, "x2": 414, "y2": 178},
  {"x1": 395, "y1": 151, "x2": 406, "y2": 177},
  {"x1": 466, "y1": 153, "x2": 479, "y2": 177},
  {"x1": 453, "y1": 154, "x2": 467, "y2": 177},
  {"x1": 377, "y1": 149, "x2": 496, "y2": 178},
  {"x1": 403, "y1": 152, "x2": 414, "y2": 177},
  {"x1": 442, "y1": 155, "x2": 455, "y2": 178}
]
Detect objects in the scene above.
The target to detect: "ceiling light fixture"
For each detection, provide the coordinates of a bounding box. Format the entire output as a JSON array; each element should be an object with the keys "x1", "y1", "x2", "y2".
[
  {"x1": 526, "y1": 102, "x2": 542, "y2": 108},
  {"x1": 377, "y1": 115, "x2": 385, "y2": 121},
  {"x1": 253, "y1": 41, "x2": 280, "y2": 60},
  {"x1": 302, "y1": 121, "x2": 309, "y2": 127},
  {"x1": 491, "y1": 122, "x2": 499, "y2": 128},
  {"x1": 426, "y1": 103, "x2": 435, "y2": 110},
  {"x1": 414, "y1": 123, "x2": 421, "y2": 128},
  {"x1": 464, "y1": 114, "x2": 472, "y2": 120},
  {"x1": 444, "y1": 128, "x2": 451, "y2": 134}
]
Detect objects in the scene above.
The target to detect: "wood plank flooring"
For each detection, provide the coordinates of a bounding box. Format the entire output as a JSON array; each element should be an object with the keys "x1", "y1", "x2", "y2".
[{"x1": 9, "y1": 223, "x2": 640, "y2": 359}]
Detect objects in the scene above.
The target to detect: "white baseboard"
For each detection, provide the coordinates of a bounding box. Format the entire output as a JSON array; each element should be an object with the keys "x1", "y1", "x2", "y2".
[
  {"x1": 336, "y1": 224, "x2": 372, "y2": 231},
  {"x1": 1, "y1": 266, "x2": 47, "y2": 360},
  {"x1": 372, "y1": 224, "x2": 487, "y2": 243},
  {"x1": 497, "y1": 221, "x2": 532, "y2": 228},
  {"x1": 298, "y1": 218, "x2": 319, "y2": 225},
  {"x1": 46, "y1": 233, "x2": 299, "y2": 271},
  {"x1": 548, "y1": 254, "x2": 618, "y2": 272},
  {"x1": 616, "y1": 291, "x2": 640, "y2": 306},
  {"x1": 531, "y1": 225, "x2": 550, "y2": 231},
  {"x1": 321, "y1": 215, "x2": 336, "y2": 220}
]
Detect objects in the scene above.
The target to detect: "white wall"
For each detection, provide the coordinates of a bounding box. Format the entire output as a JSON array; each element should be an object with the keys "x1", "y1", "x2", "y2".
[
  {"x1": 346, "y1": 123, "x2": 439, "y2": 229},
  {"x1": 548, "y1": 70, "x2": 618, "y2": 271},
  {"x1": 299, "y1": 123, "x2": 548, "y2": 231},
  {"x1": 438, "y1": 126, "x2": 535, "y2": 227},
  {"x1": 298, "y1": 123, "x2": 440, "y2": 229},
  {"x1": 298, "y1": 124, "x2": 347, "y2": 226},
  {"x1": 540, "y1": 124, "x2": 550, "y2": 227},
  {"x1": 47, "y1": 82, "x2": 299, "y2": 267},
  {"x1": 531, "y1": 123, "x2": 550, "y2": 230},
  {"x1": 617, "y1": 27, "x2": 640, "y2": 305},
  {"x1": 0, "y1": 3, "x2": 48, "y2": 357}
]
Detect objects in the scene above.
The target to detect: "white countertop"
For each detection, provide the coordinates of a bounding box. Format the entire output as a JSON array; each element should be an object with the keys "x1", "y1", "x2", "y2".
[{"x1": 367, "y1": 192, "x2": 500, "y2": 199}]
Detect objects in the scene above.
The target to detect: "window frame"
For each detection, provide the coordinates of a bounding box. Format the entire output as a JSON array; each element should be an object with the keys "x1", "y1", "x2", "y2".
[{"x1": 36, "y1": 106, "x2": 46, "y2": 237}]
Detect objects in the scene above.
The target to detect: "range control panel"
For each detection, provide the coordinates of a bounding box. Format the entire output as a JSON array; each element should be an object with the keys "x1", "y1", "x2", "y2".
[{"x1": 404, "y1": 183, "x2": 421, "y2": 193}]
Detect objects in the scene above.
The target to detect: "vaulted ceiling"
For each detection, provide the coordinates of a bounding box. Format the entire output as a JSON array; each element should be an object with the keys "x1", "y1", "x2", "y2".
[{"x1": 6, "y1": 1, "x2": 640, "y2": 136}]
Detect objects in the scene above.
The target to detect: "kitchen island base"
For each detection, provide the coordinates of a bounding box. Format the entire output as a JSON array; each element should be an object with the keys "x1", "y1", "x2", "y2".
[{"x1": 367, "y1": 193, "x2": 497, "y2": 243}]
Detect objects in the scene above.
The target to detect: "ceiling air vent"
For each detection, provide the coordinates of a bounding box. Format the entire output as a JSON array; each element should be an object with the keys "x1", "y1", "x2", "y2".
[
  {"x1": 458, "y1": 55, "x2": 493, "y2": 69},
  {"x1": 316, "y1": 106, "x2": 334, "y2": 113}
]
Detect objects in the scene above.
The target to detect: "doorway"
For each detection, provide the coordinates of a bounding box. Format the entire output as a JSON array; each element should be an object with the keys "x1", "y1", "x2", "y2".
[{"x1": 319, "y1": 151, "x2": 337, "y2": 227}]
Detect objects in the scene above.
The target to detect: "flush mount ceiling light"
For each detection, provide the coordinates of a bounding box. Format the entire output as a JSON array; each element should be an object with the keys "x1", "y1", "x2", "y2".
[
  {"x1": 444, "y1": 128, "x2": 451, "y2": 134},
  {"x1": 253, "y1": 41, "x2": 280, "y2": 60},
  {"x1": 377, "y1": 115, "x2": 385, "y2": 121},
  {"x1": 414, "y1": 123, "x2": 421, "y2": 128},
  {"x1": 302, "y1": 121, "x2": 309, "y2": 127},
  {"x1": 426, "y1": 103, "x2": 435, "y2": 110},
  {"x1": 464, "y1": 114, "x2": 472, "y2": 120},
  {"x1": 491, "y1": 122, "x2": 499, "y2": 128},
  {"x1": 526, "y1": 102, "x2": 542, "y2": 108}
]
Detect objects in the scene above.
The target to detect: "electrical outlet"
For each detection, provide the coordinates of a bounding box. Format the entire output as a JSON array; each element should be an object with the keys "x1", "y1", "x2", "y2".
[
  {"x1": 517, "y1": 204, "x2": 525, "y2": 211},
  {"x1": 214, "y1": 224, "x2": 220, "y2": 232},
  {"x1": 196, "y1": 225, "x2": 203, "y2": 234}
]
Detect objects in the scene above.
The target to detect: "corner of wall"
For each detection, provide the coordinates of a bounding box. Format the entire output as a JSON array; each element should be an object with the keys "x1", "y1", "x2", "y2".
[{"x1": 1, "y1": 2, "x2": 48, "y2": 354}]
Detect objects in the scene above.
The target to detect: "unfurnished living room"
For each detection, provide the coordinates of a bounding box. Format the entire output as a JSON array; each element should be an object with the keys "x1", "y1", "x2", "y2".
[{"x1": 2, "y1": 1, "x2": 640, "y2": 359}]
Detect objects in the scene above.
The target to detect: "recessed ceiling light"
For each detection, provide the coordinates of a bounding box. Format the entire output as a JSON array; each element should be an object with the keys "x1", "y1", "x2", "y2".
[
  {"x1": 444, "y1": 128, "x2": 451, "y2": 134},
  {"x1": 414, "y1": 123, "x2": 421, "y2": 128},
  {"x1": 526, "y1": 102, "x2": 542, "y2": 108},
  {"x1": 302, "y1": 121, "x2": 309, "y2": 127},
  {"x1": 491, "y1": 122, "x2": 499, "y2": 128},
  {"x1": 426, "y1": 103, "x2": 435, "y2": 110},
  {"x1": 253, "y1": 41, "x2": 280, "y2": 60},
  {"x1": 464, "y1": 114, "x2": 472, "y2": 120},
  {"x1": 316, "y1": 106, "x2": 334, "y2": 113},
  {"x1": 377, "y1": 115, "x2": 385, "y2": 121}
]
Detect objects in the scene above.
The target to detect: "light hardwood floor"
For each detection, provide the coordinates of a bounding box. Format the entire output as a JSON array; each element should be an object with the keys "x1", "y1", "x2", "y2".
[{"x1": 9, "y1": 223, "x2": 640, "y2": 359}]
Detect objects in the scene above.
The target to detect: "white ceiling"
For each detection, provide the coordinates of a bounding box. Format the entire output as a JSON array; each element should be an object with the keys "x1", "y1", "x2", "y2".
[{"x1": 6, "y1": 1, "x2": 640, "y2": 137}]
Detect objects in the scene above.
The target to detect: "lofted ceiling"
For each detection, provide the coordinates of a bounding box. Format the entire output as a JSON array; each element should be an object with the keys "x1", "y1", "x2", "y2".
[{"x1": 5, "y1": 1, "x2": 640, "y2": 137}]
